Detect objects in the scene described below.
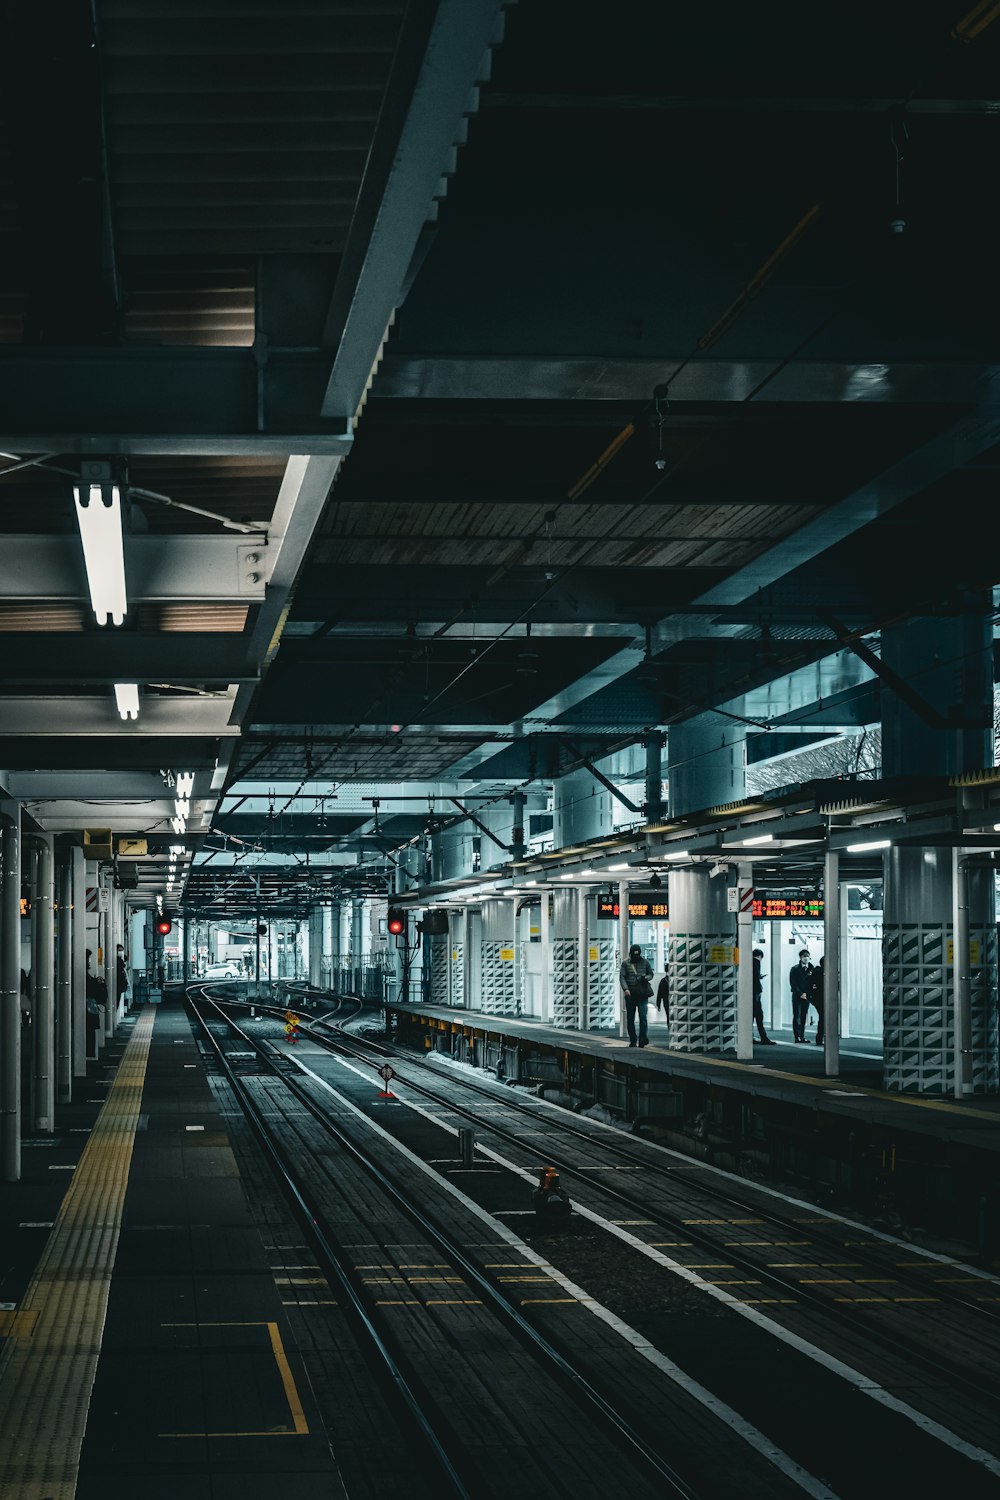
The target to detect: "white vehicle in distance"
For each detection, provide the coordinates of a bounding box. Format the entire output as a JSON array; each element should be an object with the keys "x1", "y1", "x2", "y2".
[{"x1": 203, "y1": 961, "x2": 241, "y2": 979}]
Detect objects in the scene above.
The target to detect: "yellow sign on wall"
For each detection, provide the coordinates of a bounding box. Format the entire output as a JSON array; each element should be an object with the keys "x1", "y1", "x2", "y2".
[
  {"x1": 589, "y1": 945, "x2": 599, "y2": 962},
  {"x1": 708, "y1": 944, "x2": 736, "y2": 964},
  {"x1": 452, "y1": 950, "x2": 459, "y2": 962},
  {"x1": 946, "y1": 939, "x2": 981, "y2": 965},
  {"x1": 499, "y1": 948, "x2": 515, "y2": 961}
]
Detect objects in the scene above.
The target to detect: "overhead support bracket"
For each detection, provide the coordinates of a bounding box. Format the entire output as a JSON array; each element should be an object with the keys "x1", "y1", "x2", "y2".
[
  {"x1": 448, "y1": 799, "x2": 509, "y2": 852},
  {"x1": 819, "y1": 612, "x2": 950, "y2": 729},
  {"x1": 564, "y1": 742, "x2": 642, "y2": 815}
]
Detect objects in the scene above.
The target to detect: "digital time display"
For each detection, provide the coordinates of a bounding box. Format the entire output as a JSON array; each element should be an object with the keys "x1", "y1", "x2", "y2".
[
  {"x1": 598, "y1": 892, "x2": 669, "y2": 921},
  {"x1": 751, "y1": 894, "x2": 824, "y2": 920}
]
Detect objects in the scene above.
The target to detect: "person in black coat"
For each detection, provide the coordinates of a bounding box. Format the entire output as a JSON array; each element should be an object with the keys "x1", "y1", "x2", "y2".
[
  {"x1": 788, "y1": 950, "x2": 813, "y2": 1043},
  {"x1": 620, "y1": 944, "x2": 653, "y2": 1047},
  {"x1": 655, "y1": 971, "x2": 670, "y2": 1026},
  {"x1": 811, "y1": 956, "x2": 825, "y2": 1046},
  {"x1": 751, "y1": 949, "x2": 775, "y2": 1044}
]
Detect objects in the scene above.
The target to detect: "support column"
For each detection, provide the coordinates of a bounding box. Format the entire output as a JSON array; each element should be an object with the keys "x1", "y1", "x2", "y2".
[
  {"x1": 644, "y1": 731, "x2": 665, "y2": 823},
  {"x1": 1, "y1": 808, "x2": 21, "y2": 1181},
  {"x1": 577, "y1": 889, "x2": 588, "y2": 1030},
  {"x1": 56, "y1": 848, "x2": 73, "y2": 1104},
  {"x1": 309, "y1": 906, "x2": 323, "y2": 986},
  {"x1": 667, "y1": 716, "x2": 746, "y2": 817},
  {"x1": 736, "y1": 863, "x2": 753, "y2": 1062},
  {"x1": 449, "y1": 909, "x2": 466, "y2": 1008},
  {"x1": 617, "y1": 879, "x2": 629, "y2": 1039},
  {"x1": 824, "y1": 849, "x2": 841, "y2": 1077},
  {"x1": 585, "y1": 891, "x2": 615, "y2": 1029},
  {"x1": 539, "y1": 893, "x2": 552, "y2": 1023},
  {"x1": 669, "y1": 866, "x2": 737, "y2": 1053},
  {"x1": 101, "y1": 871, "x2": 115, "y2": 1042},
  {"x1": 322, "y1": 903, "x2": 334, "y2": 987},
  {"x1": 30, "y1": 837, "x2": 55, "y2": 1133},
  {"x1": 552, "y1": 770, "x2": 612, "y2": 847},
  {"x1": 550, "y1": 888, "x2": 580, "y2": 1028},
  {"x1": 71, "y1": 846, "x2": 86, "y2": 1078},
  {"x1": 883, "y1": 846, "x2": 997, "y2": 1094},
  {"x1": 479, "y1": 899, "x2": 515, "y2": 1015}
]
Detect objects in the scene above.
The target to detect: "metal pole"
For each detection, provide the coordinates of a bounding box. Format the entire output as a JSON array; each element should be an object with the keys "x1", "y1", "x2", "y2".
[
  {"x1": 824, "y1": 848, "x2": 840, "y2": 1078},
  {"x1": 255, "y1": 876, "x2": 262, "y2": 996},
  {"x1": 72, "y1": 845, "x2": 86, "y2": 1079},
  {"x1": 644, "y1": 731, "x2": 664, "y2": 822},
  {"x1": 31, "y1": 838, "x2": 55, "y2": 1133},
  {"x1": 617, "y1": 879, "x2": 629, "y2": 1038},
  {"x1": 1, "y1": 810, "x2": 22, "y2": 1180},
  {"x1": 102, "y1": 872, "x2": 114, "y2": 1043},
  {"x1": 952, "y1": 847, "x2": 972, "y2": 1098},
  {"x1": 736, "y1": 864, "x2": 753, "y2": 1062},
  {"x1": 510, "y1": 789, "x2": 526, "y2": 861},
  {"x1": 57, "y1": 851, "x2": 72, "y2": 1103},
  {"x1": 539, "y1": 893, "x2": 551, "y2": 1023},
  {"x1": 577, "y1": 888, "x2": 589, "y2": 1030}
]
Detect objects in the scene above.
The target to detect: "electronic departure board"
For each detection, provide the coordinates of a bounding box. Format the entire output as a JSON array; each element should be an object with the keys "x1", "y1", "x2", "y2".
[
  {"x1": 598, "y1": 892, "x2": 669, "y2": 921},
  {"x1": 752, "y1": 893, "x2": 824, "y2": 920}
]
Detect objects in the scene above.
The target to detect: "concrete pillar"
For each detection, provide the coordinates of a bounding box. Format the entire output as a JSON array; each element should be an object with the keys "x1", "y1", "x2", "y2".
[
  {"x1": 101, "y1": 870, "x2": 115, "y2": 1041},
  {"x1": 584, "y1": 891, "x2": 616, "y2": 1029},
  {"x1": 617, "y1": 880, "x2": 629, "y2": 1038},
  {"x1": 308, "y1": 906, "x2": 323, "y2": 986},
  {"x1": 735, "y1": 863, "x2": 753, "y2": 1062},
  {"x1": 1, "y1": 807, "x2": 21, "y2": 1180},
  {"x1": 550, "y1": 887, "x2": 580, "y2": 1028},
  {"x1": 56, "y1": 848, "x2": 73, "y2": 1104},
  {"x1": 824, "y1": 850, "x2": 841, "y2": 1078},
  {"x1": 883, "y1": 846, "x2": 997, "y2": 1094},
  {"x1": 539, "y1": 893, "x2": 552, "y2": 1023},
  {"x1": 30, "y1": 837, "x2": 55, "y2": 1133},
  {"x1": 510, "y1": 789, "x2": 527, "y2": 861},
  {"x1": 321, "y1": 903, "x2": 334, "y2": 986},
  {"x1": 669, "y1": 866, "x2": 737, "y2": 1054},
  {"x1": 881, "y1": 605, "x2": 992, "y2": 779},
  {"x1": 71, "y1": 846, "x2": 86, "y2": 1078},
  {"x1": 668, "y1": 716, "x2": 746, "y2": 817},
  {"x1": 448, "y1": 909, "x2": 466, "y2": 1008},
  {"x1": 479, "y1": 898, "x2": 515, "y2": 1015},
  {"x1": 552, "y1": 770, "x2": 612, "y2": 848}
]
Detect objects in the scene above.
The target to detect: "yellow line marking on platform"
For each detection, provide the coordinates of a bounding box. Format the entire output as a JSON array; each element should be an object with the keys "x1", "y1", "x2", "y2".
[
  {"x1": 520, "y1": 1298, "x2": 580, "y2": 1304},
  {"x1": 0, "y1": 1005, "x2": 155, "y2": 1499},
  {"x1": 934, "y1": 1277, "x2": 981, "y2": 1283},
  {"x1": 835, "y1": 1297, "x2": 890, "y2": 1303},
  {"x1": 893, "y1": 1298, "x2": 940, "y2": 1303},
  {"x1": 157, "y1": 1321, "x2": 308, "y2": 1436}
]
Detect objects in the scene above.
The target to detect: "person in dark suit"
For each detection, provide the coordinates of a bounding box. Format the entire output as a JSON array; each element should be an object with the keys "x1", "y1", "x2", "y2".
[
  {"x1": 751, "y1": 949, "x2": 775, "y2": 1044},
  {"x1": 811, "y1": 956, "x2": 825, "y2": 1046},
  {"x1": 789, "y1": 950, "x2": 813, "y2": 1043}
]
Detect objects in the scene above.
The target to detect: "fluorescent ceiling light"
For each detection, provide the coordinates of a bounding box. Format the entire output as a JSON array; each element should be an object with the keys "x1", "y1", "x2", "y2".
[
  {"x1": 741, "y1": 833, "x2": 774, "y2": 846},
  {"x1": 114, "y1": 683, "x2": 139, "y2": 720},
  {"x1": 176, "y1": 772, "x2": 195, "y2": 798},
  {"x1": 658, "y1": 849, "x2": 689, "y2": 860},
  {"x1": 559, "y1": 873, "x2": 573, "y2": 879},
  {"x1": 523, "y1": 880, "x2": 537, "y2": 886},
  {"x1": 74, "y1": 482, "x2": 127, "y2": 626},
  {"x1": 846, "y1": 838, "x2": 891, "y2": 852},
  {"x1": 174, "y1": 798, "x2": 190, "y2": 819},
  {"x1": 210, "y1": 763, "x2": 226, "y2": 790},
  {"x1": 171, "y1": 816, "x2": 186, "y2": 835},
  {"x1": 607, "y1": 863, "x2": 631, "y2": 872}
]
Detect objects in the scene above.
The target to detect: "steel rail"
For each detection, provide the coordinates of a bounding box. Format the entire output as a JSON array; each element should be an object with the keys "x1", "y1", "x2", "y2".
[{"x1": 197, "y1": 988, "x2": 700, "y2": 1500}]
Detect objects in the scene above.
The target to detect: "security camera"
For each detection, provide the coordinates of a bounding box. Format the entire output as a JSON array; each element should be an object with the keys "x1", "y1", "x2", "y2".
[
  {"x1": 654, "y1": 458, "x2": 667, "y2": 471},
  {"x1": 709, "y1": 861, "x2": 727, "y2": 879},
  {"x1": 889, "y1": 218, "x2": 906, "y2": 234},
  {"x1": 648, "y1": 872, "x2": 662, "y2": 888}
]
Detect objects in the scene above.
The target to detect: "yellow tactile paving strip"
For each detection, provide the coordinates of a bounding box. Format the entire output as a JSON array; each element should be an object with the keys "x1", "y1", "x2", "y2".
[{"x1": 0, "y1": 1006, "x2": 155, "y2": 1500}]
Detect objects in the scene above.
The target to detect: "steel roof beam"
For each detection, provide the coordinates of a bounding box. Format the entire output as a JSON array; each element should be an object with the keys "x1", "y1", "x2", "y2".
[
  {"x1": 3, "y1": 535, "x2": 268, "y2": 603},
  {"x1": 0, "y1": 347, "x2": 352, "y2": 453},
  {"x1": 0, "y1": 635, "x2": 256, "y2": 686}
]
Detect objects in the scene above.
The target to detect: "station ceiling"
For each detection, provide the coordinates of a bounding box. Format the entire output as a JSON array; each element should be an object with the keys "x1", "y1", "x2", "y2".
[{"x1": 1, "y1": 1, "x2": 999, "y2": 914}]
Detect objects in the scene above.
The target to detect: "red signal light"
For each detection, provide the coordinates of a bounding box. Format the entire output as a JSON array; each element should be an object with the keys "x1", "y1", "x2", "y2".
[
  {"x1": 156, "y1": 918, "x2": 173, "y2": 936},
  {"x1": 387, "y1": 907, "x2": 405, "y2": 936}
]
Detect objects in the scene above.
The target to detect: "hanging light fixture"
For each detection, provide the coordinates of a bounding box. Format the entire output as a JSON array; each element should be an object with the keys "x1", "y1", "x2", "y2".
[
  {"x1": 114, "y1": 683, "x2": 140, "y2": 720},
  {"x1": 73, "y1": 463, "x2": 127, "y2": 626}
]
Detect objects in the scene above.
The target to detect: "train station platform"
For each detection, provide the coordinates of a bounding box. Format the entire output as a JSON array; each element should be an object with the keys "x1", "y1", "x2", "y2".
[
  {"x1": 0, "y1": 998, "x2": 398, "y2": 1500},
  {"x1": 384, "y1": 1001, "x2": 1000, "y2": 1256}
]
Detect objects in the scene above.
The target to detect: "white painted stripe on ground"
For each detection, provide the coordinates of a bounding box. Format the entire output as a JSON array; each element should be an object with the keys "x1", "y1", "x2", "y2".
[
  {"x1": 421, "y1": 1052, "x2": 1000, "y2": 1287},
  {"x1": 292, "y1": 1052, "x2": 839, "y2": 1499}
]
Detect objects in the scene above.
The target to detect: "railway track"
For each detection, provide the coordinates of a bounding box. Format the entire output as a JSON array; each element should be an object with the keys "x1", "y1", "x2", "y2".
[
  {"x1": 215, "y1": 987, "x2": 1000, "y2": 1490},
  {"x1": 187, "y1": 984, "x2": 783, "y2": 1500}
]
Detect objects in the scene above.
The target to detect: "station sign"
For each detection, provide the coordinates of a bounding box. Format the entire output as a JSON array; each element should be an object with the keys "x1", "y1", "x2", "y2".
[
  {"x1": 597, "y1": 891, "x2": 669, "y2": 921},
  {"x1": 752, "y1": 892, "x2": 824, "y2": 920}
]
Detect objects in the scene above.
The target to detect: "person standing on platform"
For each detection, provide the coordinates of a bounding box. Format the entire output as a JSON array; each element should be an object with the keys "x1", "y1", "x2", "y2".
[
  {"x1": 655, "y1": 968, "x2": 670, "y2": 1026},
  {"x1": 751, "y1": 949, "x2": 775, "y2": 1044},
  {"x1": 115, "y1": 943, "x2": 130, "y2": 1009},
  {"x1": 620, "y1": 944, "x2": 654, "y2": 1048},
  {"x1": 811, "y1": 955, "x2": 825, "y2": 1046},
  {"x1": 789, "y1": 949, "x2": 813, "y2": 1043}
]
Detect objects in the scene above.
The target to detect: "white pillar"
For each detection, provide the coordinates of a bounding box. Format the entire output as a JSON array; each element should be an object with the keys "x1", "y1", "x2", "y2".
[
  {"x1": 539, "y1": 892, "x2": 551, "y2": 1023},
  {"x1": 71, "y1": 847, "x2": 86, "y2": 1076},
  {"x1": 824, "y1": 849, "x2": 841, "y2": 1077},
  {"x1": 736, "y1": 864, "x2": 753, "y2": 1061},
  {"x1": 617, "y1": 879, "x2": 629, "y2": 1038},
  {"x1": 577, "y1": 889, "x2": 588, "y2": 1030}
]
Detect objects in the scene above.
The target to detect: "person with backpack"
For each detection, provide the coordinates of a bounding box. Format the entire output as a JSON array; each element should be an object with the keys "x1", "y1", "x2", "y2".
[{"x1": 620, "y1": 943, "x2": 654, "y2": 1047}]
